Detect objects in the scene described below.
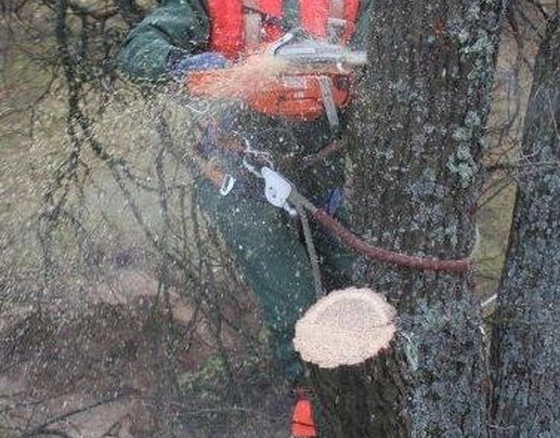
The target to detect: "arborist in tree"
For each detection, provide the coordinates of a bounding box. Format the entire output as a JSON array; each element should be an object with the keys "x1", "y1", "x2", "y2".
[{"x1": 118, "y1": 1, "x2": 372, "y2": 435}]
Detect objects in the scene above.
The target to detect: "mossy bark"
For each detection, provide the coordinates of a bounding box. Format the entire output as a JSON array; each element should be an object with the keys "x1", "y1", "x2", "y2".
[
  {"x1": 490, "y1": 16, "x2": 560, "y2": 438},
  {"x1": 340, "y1": 0, "x2": 506, "y2": 436}
]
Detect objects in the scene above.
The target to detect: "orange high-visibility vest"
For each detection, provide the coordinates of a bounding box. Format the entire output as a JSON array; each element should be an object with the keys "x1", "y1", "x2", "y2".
[{"x1": 206, "y1": 0, "x2": 360, "y2": 60}]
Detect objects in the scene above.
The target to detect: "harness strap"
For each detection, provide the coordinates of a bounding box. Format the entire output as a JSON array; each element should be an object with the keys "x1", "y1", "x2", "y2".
[
  {"x1": 299, "y1": 138, "x2": 346, "y2": 168},
  {"x1": 293, "y1": 200, "x2": 324, "y2": 299},
  {"x1": 187, "y1": 135, "x2": 473, "y2": 276},
  {"x1": 243, "y1": 10, "x2": 263, "y2": 51},
  {"x1": 318, "y1": 76, "x2": 340, "y2": 131},
  {"x1": 207, "y1": 0, "x2": 244, "y2": 60},
  {"x1": 299, "y1": 0, "x2": 329, "y2": 38},
  {"x1": 341, "y1": 0, "x2": 359, "y2": 43}
]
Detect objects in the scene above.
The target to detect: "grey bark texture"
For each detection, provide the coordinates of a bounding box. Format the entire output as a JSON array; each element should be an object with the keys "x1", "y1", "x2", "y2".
[
  {"x1": 343, "y1": 0, "x2": 506, "y2": 436},
  {"x1": 307, "y1": 342, "x2": 410, "y2": 438},
  {"x1": 489, "y1": 15, "x2": 560, "y2": 438}
]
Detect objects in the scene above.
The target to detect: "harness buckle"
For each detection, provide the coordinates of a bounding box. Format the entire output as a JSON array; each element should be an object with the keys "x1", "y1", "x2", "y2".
[
  {"x1": 261, "y1": 167, "x2": 297, "y2": 216},
  {"x1": 219, "y1": 174, "x2": 237, "y2": 196},
  {"x1": 242, "y1": 155, "x2": 264, "y2": 178}
]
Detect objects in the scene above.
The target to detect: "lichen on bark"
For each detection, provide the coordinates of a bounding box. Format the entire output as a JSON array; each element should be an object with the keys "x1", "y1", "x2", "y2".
[{"x1": 343, "y1": 0, "x2": 507, "y2": 436}]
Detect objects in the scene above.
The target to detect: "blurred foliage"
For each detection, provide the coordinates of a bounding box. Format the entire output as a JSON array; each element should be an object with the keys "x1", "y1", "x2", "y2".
[{"x1": 0, "y1": 2, "x2": 285, "y2": 437}]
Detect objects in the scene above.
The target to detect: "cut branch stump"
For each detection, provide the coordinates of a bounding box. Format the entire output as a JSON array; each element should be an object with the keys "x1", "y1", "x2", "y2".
[{"x1": 294, "y1": 287, "x2": 408, "y2": 438}]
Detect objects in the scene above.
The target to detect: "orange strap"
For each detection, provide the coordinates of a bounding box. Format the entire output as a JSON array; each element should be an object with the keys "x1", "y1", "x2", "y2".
[
  {"x1": 299, "y1": 0, "x2": 329, "y2": 38},
  {"x1": 206, "y1": 0, "x2": 244, "y2": 60},
  {"x1": 300, "y1": 0, "x2": 360, "y2": 42},
  {"x1": 258, "y1": 0, "x2": 282, "y2": 16},
  {"x1": 291, "y1": 397, "x2": 317, "y2": 437},
  {"x1": 342, "y1": 0, "x2": 359, "y2": 43},
  {"x1": 259, "y1": 0, "x2": 283, "y2": 42}
]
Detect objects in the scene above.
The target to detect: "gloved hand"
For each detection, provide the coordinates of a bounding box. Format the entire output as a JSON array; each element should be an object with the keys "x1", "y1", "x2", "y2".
[{"x1": 169, "y1": 51, "x2": 228, "y2": 80}]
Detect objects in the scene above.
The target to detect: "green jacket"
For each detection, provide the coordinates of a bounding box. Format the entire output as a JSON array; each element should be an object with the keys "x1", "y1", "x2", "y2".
[{"x1": 118, "y1": 0, "x2": 373, "y2": 82}]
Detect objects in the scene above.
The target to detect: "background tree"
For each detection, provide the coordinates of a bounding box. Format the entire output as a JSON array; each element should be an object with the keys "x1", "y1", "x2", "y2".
[{"x1": 490, "y1": 14, "x2": 559, "y2": 438}]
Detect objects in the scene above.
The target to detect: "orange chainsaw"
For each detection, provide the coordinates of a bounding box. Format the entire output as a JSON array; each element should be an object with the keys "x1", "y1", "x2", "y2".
[{"x1": 186, "y1": 32, "x2": 367, "y2": 128}]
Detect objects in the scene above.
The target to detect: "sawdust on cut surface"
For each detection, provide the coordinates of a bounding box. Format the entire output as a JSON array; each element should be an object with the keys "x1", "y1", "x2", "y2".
[{"x1": 294, "y1": 287, "x2": 397, "y2": 369}]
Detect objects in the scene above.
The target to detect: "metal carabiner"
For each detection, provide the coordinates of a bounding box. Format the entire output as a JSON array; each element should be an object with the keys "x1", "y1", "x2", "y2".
[
  {"x1": 242, "y1": 155, "x2": 265, "y2": 178},
  {"x1": 232, "y1": 131, "x2": 275, "y2": 177},
  {"x1": 237, "y1": 133, "x2": 274, "y2": 162}
]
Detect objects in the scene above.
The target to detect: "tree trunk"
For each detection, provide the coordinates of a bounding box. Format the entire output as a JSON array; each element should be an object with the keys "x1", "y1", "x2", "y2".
[
  {"x1": 341, "y1": 0, "x2": 505, "y2": 436},
  {"x1": 489, "y1": 16, "x2": 560, "y2": 438}
]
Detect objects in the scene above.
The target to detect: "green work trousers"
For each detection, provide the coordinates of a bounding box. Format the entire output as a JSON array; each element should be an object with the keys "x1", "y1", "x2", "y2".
[{"x1": 194, "y1": 115, "x2": 354, "y2": 384}]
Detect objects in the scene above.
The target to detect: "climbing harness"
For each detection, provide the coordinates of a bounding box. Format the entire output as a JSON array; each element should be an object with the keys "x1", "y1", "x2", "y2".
[{"x1": 188, "y1": 133, "x2": 474, "y2": 286}]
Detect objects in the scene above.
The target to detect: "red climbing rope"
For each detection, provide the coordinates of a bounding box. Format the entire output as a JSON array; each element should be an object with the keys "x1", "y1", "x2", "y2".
[
  {"x1": 288, "y1": 190, "x2": 473, "y2": 275},
  {"x1": 313, "y1": 209, "x2": 472, "y2": 274}
]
